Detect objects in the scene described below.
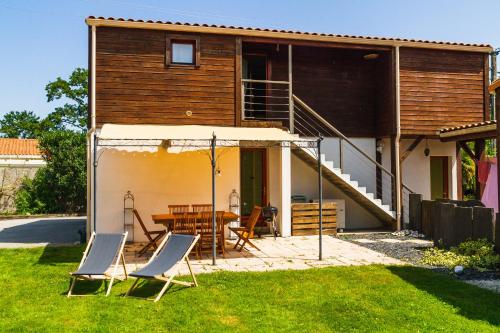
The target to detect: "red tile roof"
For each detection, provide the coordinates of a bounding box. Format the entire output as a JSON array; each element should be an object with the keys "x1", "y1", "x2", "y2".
[
  {"x1": 439, "y1": 120, "x2": 497, "y2": 133},
  {"x1": 86, "y1": 16, "x2": 491, "y2": 50},
  {"x1": 0, "y1": 138, "x2": 41, "y2": 156}
]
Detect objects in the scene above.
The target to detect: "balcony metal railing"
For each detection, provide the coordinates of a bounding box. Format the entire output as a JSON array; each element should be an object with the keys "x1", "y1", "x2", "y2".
[{"x1": 242, "y1": 79, "x2": 291, "y2": 126}]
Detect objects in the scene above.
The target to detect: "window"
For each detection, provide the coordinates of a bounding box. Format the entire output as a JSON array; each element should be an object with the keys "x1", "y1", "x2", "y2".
[
  {"x1": 166, "y1": 35, "x2": 200, "y2": 67},
  {"x1": 172, "y1": 41, "x2": 195, "y2": 64}
]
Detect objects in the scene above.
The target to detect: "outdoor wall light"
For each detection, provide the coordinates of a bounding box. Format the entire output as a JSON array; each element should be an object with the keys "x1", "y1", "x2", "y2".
[
  {"x1": 424, "y1": 139, "x2": 430, "y2": 156},
  {"x1": 363, "y1": 53, "x2": 379, "y2": 60},
  {"x1": 376, "y1": 139, "x2": 384, "y2": 153}
]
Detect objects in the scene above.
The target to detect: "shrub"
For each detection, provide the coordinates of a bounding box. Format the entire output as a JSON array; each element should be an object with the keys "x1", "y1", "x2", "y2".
[
  {"x1": 421, "y1": 239, "x2": 500, "y2": 271},
  {"x1": 14, "y1": 130, "x2": 86, "y2": 214}
]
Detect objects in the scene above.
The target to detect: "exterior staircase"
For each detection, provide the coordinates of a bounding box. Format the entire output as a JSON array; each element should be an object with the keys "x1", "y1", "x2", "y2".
[
  {"x1": 293, "y1": 146, "x2": 396, "y2": 225},
  {"x1": 291, "y1": 95, "x2": 397, "y2": 227}
]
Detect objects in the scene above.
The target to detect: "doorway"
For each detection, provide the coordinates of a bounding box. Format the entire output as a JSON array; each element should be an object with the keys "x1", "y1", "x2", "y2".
[
  {"x1": 240, "y1": 149, "x2": 267, "y2": 218},
  {"x1": 430, "y1": 156, "x2": 449, "y2": 200},
  {"x1": 242, "y1": 54, "x2": 268, "y2": 119}
]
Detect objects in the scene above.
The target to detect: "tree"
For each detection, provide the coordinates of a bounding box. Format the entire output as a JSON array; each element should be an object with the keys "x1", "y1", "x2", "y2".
[
  {"x1": 45, "y1": 68, "x2": 88, "y2": 131},
  {"x1": 11, "y1": 68, "x2": 89, "y2": 214},
  {"x1": 16, "y1": 131, "x2": 87, "y2": 213},
  {"x1": 0, "y1": 111, "x2": 42, "y2": 139}
]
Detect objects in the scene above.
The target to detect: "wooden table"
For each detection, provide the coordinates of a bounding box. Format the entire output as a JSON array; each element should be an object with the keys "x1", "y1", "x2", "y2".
[
  {"x1": 152, "y1": 211, "x2": 239, "y2": 228},
  {"x1": 152, "y1": 212, "x2": 239, "y2": 253}
]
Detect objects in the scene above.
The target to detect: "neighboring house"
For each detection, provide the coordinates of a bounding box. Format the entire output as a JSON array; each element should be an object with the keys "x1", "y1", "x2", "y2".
[
  {"x1": 86, "y1": 16, "x2": 492, "y2": 240},
  {"x1": 0, "y1": 138, "x2": 45, "y2": 212}
]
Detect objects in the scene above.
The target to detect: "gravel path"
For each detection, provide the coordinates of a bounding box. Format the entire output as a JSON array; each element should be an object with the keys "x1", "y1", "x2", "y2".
[
  {"x1": 338, "y1": 232, "x2": 500, "y2": 294},
  {"x1": 338, "y1": 232, "x2": 433, "y2": 266}
]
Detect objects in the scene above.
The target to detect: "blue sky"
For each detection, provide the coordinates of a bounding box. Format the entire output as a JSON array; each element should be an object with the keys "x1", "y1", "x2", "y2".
[{"x1": 0, "y1": 0, "x2": 499, "y2": 117}]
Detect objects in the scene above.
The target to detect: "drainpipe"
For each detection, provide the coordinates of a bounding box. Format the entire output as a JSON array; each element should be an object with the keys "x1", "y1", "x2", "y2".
[
  {"x1": 394, "y1": 46, "x2": 402, "y2": 230},
  {"x1": 86, "y1": 24, "x2": 97, "y2": 236}
]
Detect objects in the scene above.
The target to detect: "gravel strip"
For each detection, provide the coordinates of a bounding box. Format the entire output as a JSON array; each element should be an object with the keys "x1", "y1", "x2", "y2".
[
  {"x1": 338, "y1": 232, "x2": 500, "y2": 294},
  {"x1": 337, "y1": 232, "x2": 433, "y2": 266}
]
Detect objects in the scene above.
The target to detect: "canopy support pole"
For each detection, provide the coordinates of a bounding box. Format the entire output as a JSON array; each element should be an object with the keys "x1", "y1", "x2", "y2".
[
  {"x1": 317, "y1": 136, "x2": 323, "y2": 261},
  {"x1": 211, "y1": 133, "x2": 217, "y2": 266},
  {"x1": 93, "y1": 133, "x2": 98, "y2": 233}
]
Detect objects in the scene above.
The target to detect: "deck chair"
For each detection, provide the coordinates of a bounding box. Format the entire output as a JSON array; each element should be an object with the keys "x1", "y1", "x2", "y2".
[
  {"x1": 134, "y1": 209, "x2": 167, "y2": 255},
  {"x1": 67, "y1": 232, "x2": 128, "y2": 297},
  {"x1": 126, "y1": 232, "x2": 200, "y2": 302},
  {"x1": 229, "y1": 206, "x2": 262, "y2": 251}
]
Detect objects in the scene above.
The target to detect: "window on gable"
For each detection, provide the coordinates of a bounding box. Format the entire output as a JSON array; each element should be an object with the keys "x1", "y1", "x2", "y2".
[
  {"x1": 166, "y1": 35, "x2": 200, "y2": 67},
  {"x1": 172, "y1": 41, "x2": 195, "y2": 64}
]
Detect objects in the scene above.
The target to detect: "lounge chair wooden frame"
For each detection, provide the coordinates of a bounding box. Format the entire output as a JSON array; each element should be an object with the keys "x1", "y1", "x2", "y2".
[
  {"x1": 126, "y1": 232, "x2": 200, "y2": 302},
  {"x1": 67, "y1": 231, "x2": 128, "y2": 297}
]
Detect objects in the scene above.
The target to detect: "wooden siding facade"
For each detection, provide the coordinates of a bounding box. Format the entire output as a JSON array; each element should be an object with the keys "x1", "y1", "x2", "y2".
[
  {"x1": 399, "y1": 48, "x2": 487, "y2": 137},
  {"x1": 95, "y1": 27, "x2": 236, "y2": 127},
  {"x1": 93, "y1": 27, "x2": 489, "y2": 138}
]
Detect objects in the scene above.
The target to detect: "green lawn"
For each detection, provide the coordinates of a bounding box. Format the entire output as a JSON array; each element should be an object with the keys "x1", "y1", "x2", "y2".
[{"x1": 0, "y1": 246, "x2": 499, "y2": 332}]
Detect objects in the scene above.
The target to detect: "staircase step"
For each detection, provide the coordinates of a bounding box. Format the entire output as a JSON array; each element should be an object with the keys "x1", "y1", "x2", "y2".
[
  {"x1": 357, "y1": 187, "x2": 366, "y2": 194},
  {"x1": 292, "y1": 146, "x2": 396, "y2": 225}
]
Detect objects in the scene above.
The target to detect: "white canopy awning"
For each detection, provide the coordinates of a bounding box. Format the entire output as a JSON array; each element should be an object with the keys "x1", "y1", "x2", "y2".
[{"x1": 97, "y1": 124, "x2": 316, "y2": 153}]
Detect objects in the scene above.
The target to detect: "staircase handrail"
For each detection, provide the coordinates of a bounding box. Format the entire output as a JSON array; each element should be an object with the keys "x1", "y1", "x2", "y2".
[{"x1": 292, "y1": 94, "x2": 395, "y2": 180}]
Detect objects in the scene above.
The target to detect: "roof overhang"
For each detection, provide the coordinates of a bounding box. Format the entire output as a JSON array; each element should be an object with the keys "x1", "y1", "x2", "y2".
[
  {"x1": 439, "y1": 121, "x2": 497, "y2": 142},
  {"x1": 85, "y1": 17, "x2": 493, "y2": 53},
  {"x1": 489, "y1": 79, "x2": 500, "y2": 94},
  {"x1": 97, "y1": 124, "x2": 316, "y2": 153}
]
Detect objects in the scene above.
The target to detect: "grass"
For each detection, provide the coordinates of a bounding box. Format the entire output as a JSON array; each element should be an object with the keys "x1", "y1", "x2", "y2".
[{"x1": 0, "y1": 246, "x2": 499, "y2": 332}]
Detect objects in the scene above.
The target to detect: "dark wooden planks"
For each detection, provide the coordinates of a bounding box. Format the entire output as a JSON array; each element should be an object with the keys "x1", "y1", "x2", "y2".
[
  {"x1": 399, "y1": 48, "x2": 486, "y2": 136},
  {"x1": 291, "y1": 202, "x2": 337, "y2": 236},
  {"x1": 95, "y1": 27, "x2": 236, "y2": 126}
]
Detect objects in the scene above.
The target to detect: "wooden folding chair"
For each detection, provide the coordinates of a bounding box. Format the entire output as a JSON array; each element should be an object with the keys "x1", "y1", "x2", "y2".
[
  {"x1": 191, "y1": 204, "x2": 212, "y2": 212},
  {"x1": 198, "y1": 211, "x2": 225, "y2": 256},
  {"x1": 133, "y1": 209, "x2": 167, "y2": 255},
  {"x1": 126, "y1": 232, "x2": 200, "y2": 302},
  {"x1": 229, "y1": 206, "x2": 262, "y2": 251},
  {"x1": 168, "y1": 205, "x2": 190, "y2": 214}
]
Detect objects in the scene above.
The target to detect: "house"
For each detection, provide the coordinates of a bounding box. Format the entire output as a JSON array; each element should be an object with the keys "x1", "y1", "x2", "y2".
[
  {"x1": 85, "y1": 16, "x2": 492, "y2": 241},
  {"x1": 0, "y1": 138, "x2": 45, "y2": 212}
]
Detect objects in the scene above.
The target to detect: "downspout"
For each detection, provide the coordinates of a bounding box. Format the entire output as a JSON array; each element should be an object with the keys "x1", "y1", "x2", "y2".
[
  {"x1": 394, "y1": 46, "x2": 402, "y2": 230},
  {"x1": 87, "y1": 24, "x2": 97, "y2": 236}
]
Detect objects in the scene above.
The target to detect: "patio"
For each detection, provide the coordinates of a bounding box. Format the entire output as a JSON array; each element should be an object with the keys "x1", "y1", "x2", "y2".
[{"x1": 120, "y1": 235, "x2": 403, "y2": 277}]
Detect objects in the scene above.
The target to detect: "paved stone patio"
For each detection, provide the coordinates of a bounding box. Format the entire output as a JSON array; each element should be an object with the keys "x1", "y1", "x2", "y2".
[{"x1": 120, "y1": 235, "x2": 403, "y2": 277}]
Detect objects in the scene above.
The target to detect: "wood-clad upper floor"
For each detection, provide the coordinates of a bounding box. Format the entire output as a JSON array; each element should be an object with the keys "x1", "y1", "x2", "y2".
[
  {"x1": 399, "y1": 48, "x2": 488, "y2": 136},
  {"x1": 95, "y1": 27, "x2": 236, "y2": 127},
  {"x1": 89, "y1": 18, "x2": 492, "y2": 138}
]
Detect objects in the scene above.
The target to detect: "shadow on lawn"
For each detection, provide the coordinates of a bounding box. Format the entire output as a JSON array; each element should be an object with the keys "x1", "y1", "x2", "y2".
[
  {"x1": 126, "y1": 280, "x2": 190, "y2": 300},
  {"x1": 37, "y1": 244, "x2": 84, "y2": 265},
  {"x1": 388, "y1": 266, "x2": 500, "y2": 326}
]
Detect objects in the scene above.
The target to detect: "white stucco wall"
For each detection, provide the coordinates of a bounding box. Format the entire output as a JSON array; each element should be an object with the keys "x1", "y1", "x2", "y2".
[
  {"x1": 322, "y1": 138, "x2": 377, "y2": 194},
  {"x1": 400, "y1": 139, "x2": 457, "y2": 200},
  {"x1": 95, "y1": 147, "x2": 240, "y2": 241},
  {"x1": 268, "y1": 146, "x2": 291, "y2": 236},
  {"x1": 291, "y1": 153, "x2": 383, "y2": 230}
]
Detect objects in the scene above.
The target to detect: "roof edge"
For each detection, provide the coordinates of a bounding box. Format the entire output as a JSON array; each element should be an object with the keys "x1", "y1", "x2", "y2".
[
  {"x1": 489, "y1": 78, "x2": 500, "y2": 93},
  {"x1": 86, "y1": 17, "x2": 493, "y2": 53}
]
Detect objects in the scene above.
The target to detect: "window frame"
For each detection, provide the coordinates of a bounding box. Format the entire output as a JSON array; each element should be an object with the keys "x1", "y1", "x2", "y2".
[{"x1": 166, "y1": 34, "x2": 200, "y2": 68}]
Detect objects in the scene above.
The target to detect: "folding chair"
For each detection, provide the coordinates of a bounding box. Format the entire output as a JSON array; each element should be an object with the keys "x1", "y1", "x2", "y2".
[
  {"x1": 126, "y1": 232, "x2": 200, "y2": 302},
  {"x1": 67, "y1": 232, "x2": 128, "y2": 297},
  {"x1": 229, "y1": 206, "x2": 262, "y2": 251},
  {"x1": 134, "y1": 209, "x2": 167, "y2": 255},
  {"x1": 191, "y1": 204, "x2": 212, "y2": 212}
]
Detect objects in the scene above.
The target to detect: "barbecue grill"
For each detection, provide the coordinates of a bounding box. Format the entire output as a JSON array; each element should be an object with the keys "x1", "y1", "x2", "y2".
[{"x1": 262, "y1": 205, "x2": 279, "y2": 239}]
